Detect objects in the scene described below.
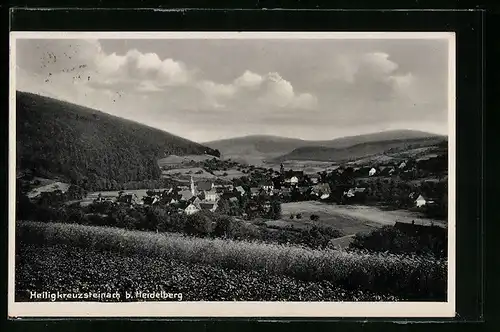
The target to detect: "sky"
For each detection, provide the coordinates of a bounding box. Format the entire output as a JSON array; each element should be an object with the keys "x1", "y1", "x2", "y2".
[{"x1": 15, "y1": 35, "x2": 451, "y2": 143}]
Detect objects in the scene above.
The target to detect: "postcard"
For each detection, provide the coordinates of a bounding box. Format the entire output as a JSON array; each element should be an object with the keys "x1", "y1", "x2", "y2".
[{"x1": 9, "y1": 31, "x2": 455, "y2": 318}]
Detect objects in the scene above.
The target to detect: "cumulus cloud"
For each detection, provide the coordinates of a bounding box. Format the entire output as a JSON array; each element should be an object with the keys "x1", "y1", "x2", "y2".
[
  {"x1": 234, "y1": 70, "x2": 263, "y2": 88},
  {"x1": 16, "y1": 39, "x2": 317, "y2": 113}
]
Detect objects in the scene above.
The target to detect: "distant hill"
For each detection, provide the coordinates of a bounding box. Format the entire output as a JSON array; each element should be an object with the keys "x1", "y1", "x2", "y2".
[
  {"x1": 16, "y1": 91, "x2": 219, "y2": 190},
  {"x1": 274, "y1": 137, "x2": 447, "y2": 163},
  {"x1": 205, "y1": 130, "x2": 445, "y2": 163}
]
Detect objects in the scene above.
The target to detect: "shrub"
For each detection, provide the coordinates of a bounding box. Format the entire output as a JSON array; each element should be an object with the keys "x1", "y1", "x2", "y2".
[
  {"x1": 349, "y1": 225, "x2": 447, "y2": 257},
  {"x1": 289, "y1": 214, "x2": 294, "y2": 220},
  {"x1": 310, "y1": 214, "x2": 320, "y2": 221},
  {"x1": 296, "y1": 213, "x2": 302, "y2": 219}
]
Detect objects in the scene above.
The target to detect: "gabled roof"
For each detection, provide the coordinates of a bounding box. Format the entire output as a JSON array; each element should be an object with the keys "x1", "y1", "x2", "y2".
[
  {"x1": 179, "y1": 190, "x2": 194, "y2": 201},
  {"x1": 205, "y1": 189, "x2": 219, "y2": 195}
]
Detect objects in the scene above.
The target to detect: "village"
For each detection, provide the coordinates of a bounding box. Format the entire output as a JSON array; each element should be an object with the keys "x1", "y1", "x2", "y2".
[{"x1": 52, "y1": 150, "x2": 448, "y2": 224}]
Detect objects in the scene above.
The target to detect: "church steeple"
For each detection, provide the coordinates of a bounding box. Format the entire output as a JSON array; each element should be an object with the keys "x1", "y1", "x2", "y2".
[{"x1": 190, "y1": 176, "x2": 196, "y2": 196}]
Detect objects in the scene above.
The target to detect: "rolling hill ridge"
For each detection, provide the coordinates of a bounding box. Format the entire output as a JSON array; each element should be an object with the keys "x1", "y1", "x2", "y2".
[
  {"x1": 205, "y1": 130, "x2": 446, "y2": 163},
  {"x1": 274, "y1": 137, "x2": 447, "y2": 163},
  {"x1": 16, "y1": 91, "x2": 219, "y2": 190}
]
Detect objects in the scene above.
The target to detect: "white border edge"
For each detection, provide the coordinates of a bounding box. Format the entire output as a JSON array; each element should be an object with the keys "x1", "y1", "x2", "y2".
[{"x1": 8, "y1": 31, "x2": 457, "y2": 318}]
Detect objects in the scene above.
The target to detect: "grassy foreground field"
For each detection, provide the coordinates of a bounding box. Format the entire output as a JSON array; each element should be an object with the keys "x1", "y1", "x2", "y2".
[
  {"x1": 16, "y1": 243, "x2": 398, "y2": 302},
  {"x1": 16, "y1": 221, "x2": 447, "y2": 301}
]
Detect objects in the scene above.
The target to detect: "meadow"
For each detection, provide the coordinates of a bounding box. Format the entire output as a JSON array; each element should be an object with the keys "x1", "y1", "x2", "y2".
[
  {"x1": 16, "y1": 221, "x2": 447, "y2": 301},
  {"x1": 278, "y1": 201, "x2": 446, "y2": 233}
]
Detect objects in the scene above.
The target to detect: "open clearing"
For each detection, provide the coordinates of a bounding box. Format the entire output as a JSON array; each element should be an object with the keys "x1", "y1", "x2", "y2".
[
  {"x1": 274, "y1": 201, "x2": 446, "y2": 235},
  {"x1": 162, "y1": 167, "x2": 217, "y2": 179},
  {"x1": 157, "y1": 154, "x2": 218, "y2": 168}
]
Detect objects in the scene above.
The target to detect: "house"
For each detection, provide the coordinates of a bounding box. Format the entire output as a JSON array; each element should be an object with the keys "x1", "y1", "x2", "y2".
[
  {"x1": 204, "y1": 189, "x2": 220, "y2": 202},
  {"x1": 311, "y1": 183, "x2": 331, "y2": 197},
  {"x1": 415, "y1": 195, "x2": 435, "y2": 208},
  {"x1": 388, "y1": 167, "x2": 396, "y2": 175},
  {"x1": 250, "y1": 187, "x2": 261, "y2": 197},
  {"x1": 185, "y1": 202, "x2": 201, "y2": 215},
  {"x1": 235, "y1": 186, "x2": 246, "y2": 195},
  {"x1": 197, "y1": 181, "x2": 214, "y2": 192},
  {"x1": 368, "y1": 168, "x2": 377, "y2": 176},
  {"x1": 229, "y1": 196, "x2": 239, "y2": 204},
  {"x1": 399, "y1": 161, "x2": 407, "y2": 169},
  {"x1": 260, "y1": 181, "x2": 274, "y2": 192},
  {"x1": 344, "y1": 187, "x2": 367, "y2": 199},
  {"x1": 285, "y1": 176, "x2": 299, "y2": 185},
  {"x1": 118, "y1": 193, "x2": 140, "y2": 205}
]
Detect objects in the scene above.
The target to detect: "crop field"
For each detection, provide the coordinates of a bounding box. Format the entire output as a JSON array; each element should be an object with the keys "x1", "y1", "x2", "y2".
[
  {"x1": 16, "y1": 243, "x2": 400, "y2": 302},
  {"x1": 279, "y1": 201, "x2": 446, "y2": 234},
  {"x1": 16, "y1": 221, "x2": 446, "y2": 300}
]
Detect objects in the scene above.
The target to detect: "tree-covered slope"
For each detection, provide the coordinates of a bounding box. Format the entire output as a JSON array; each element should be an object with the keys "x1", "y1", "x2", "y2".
[{"x1": 16, "y1": 91, "x2": 219, "y2": 190}]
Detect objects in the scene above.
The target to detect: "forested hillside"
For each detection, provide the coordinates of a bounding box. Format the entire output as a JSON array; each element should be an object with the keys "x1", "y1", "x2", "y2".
[{"x1": 16, "y1": 91, "x2": 220, "y2": 191}]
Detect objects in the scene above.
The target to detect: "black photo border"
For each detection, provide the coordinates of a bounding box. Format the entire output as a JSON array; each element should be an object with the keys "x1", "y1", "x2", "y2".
[{"x1": 2, "y1": 4, "x2": 488, "y2": 330}]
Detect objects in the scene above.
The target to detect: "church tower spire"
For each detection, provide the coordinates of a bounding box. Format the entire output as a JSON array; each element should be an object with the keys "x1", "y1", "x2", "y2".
[{"x1": 190, "y1": 176, "x2": 196, "y2": 196}]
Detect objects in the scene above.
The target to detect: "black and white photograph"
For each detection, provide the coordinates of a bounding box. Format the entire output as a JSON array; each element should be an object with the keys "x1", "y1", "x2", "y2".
[{"x1": 9, "y1": 32, "x2": 455, "y2": 317}]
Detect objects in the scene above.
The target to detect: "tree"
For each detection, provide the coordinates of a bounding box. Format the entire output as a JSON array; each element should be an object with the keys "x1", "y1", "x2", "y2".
[
  {"x1": 268, "y1": 200, "x2": 282, "y2": 220},
  {"x1": 213, "y1": 215, "x2": 242, "y2": 238},
  {"x1": 184, "y1": 213, "x2": 213, "y2": 236}
]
